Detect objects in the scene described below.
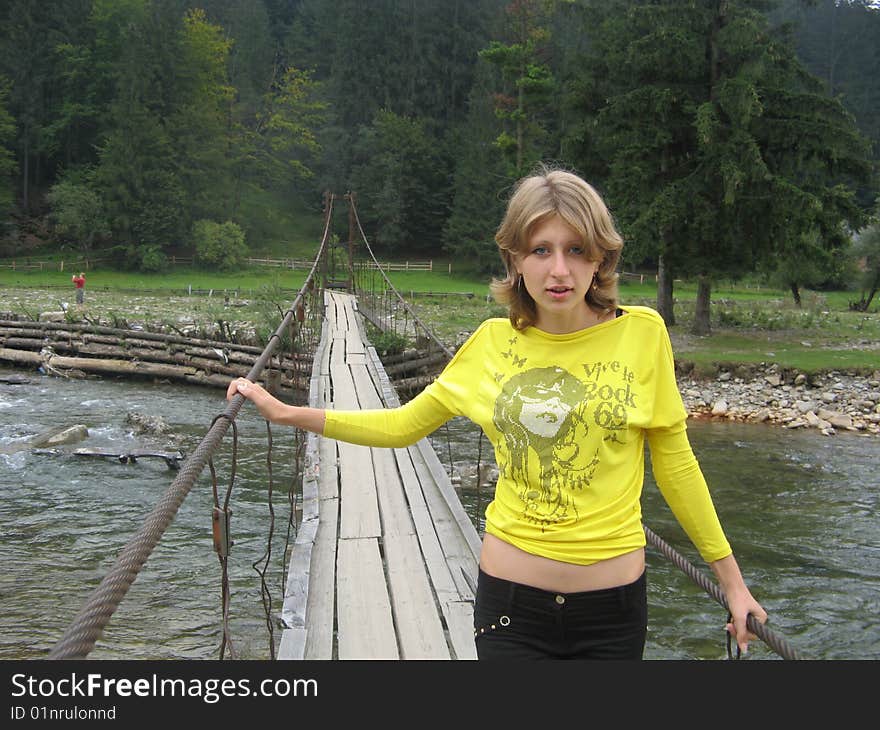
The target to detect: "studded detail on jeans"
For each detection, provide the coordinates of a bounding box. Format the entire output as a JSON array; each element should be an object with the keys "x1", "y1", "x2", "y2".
[{"x1": 474, "y1": 614, "x2": 511, "y2": 638}]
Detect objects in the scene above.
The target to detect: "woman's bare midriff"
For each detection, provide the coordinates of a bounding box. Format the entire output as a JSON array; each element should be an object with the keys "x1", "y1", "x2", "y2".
[{"x1": 479, "y1": 532, "x2": 645, "y2": 593}]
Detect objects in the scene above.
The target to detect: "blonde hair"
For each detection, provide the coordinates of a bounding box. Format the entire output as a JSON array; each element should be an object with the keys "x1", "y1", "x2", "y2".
[{"x1": 490, "y1": 164, "x2": 623, "y2": 330}]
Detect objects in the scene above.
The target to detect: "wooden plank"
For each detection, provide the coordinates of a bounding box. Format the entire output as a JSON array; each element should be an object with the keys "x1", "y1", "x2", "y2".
[
  {"x1": 277, "y1": 627, "x2": 308, "y2": 661},
  {"x1": 393, "y1": 446, "x2": 477, "y2": 657},
  {"x1": 331, "y1": 355, "x2": 381, "y2": 539},
  {"x1": 324, "y1": 290, "x2": 338, "y2": 331},
  {"x1": 443, "y1": 600, "x2": 478, "y2": 660},
  {"x1": 383, "y1": 533, "x2": 451, "y2": 659},
  {"x1": 407, "y1": 444, "x2": 477, "y2": 599},
  {"x1": 317, "y1": 435, "x2": 339, "y2": 502},
  {"x1": 330, "y1": 363, "x2": 357, "y2": 408},
  {"x1": 337, "y1": 440, "x2": 381, "y2": 539},
  {"x1": 330, "y1": 334, "x2": 346, "y2": 365},
  {"x1": 318, "y1": 321, "x2": 332, "y2": 379},
  {"x1": 340, "y1": 296, "x2": 365, "y2": 353},
  {"x1": 393, "y1": 447, "x2": 463, "y2": 607},
  {"x1": 416, "y1": 438, "x2": 483, "y2": 564},
  {"x1": 350, "y1": 363, "x2": 382, "y2": 408},
  {"x1": 300, "y1": 431, "x2": 321, "y2": 523},
  {"x1": 371, "y1": 445, "x2": 413, "y2": 539},
  {"x1": 280, "y1": 516, "x2": 318, "y2": 633},
  {"x1": 336, "y1": 537, "x2": 399, "y2": 659},
  {"x1": 278, "y1": 331, "x2": 325, "y2": 659},
  {"x1": 303, "y1": 494, "x2": 338, "y2": 660}
]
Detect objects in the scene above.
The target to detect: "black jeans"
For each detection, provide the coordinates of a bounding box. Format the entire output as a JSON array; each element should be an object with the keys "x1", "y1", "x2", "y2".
[{"x1": 473, "y1": 568, "x2": 647, "y2": 660}]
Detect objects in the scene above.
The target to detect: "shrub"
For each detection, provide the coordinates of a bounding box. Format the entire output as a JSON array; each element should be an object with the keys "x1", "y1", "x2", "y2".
[{"x1": 192, "y1": 220, "x2": 248, "y2": 270}]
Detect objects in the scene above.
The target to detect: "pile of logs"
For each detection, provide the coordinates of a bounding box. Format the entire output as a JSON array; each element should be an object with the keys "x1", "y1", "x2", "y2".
[
  {"x1": 379, "y1": 347, "x2": 449, "y2": 393},
  {"x1": 0, "y1": 319, "x2": 312, "y2": 394}
]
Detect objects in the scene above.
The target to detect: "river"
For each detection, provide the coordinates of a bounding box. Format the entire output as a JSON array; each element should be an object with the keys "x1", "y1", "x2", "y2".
[{"x1": 1, "y1": 372, "x2": 877, "y2": 660}]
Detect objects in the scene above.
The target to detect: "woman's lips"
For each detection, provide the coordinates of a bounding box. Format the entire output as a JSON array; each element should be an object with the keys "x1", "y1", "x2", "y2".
[{"x1": 546, "y1": 286, "x2": 572, "y2": 300}]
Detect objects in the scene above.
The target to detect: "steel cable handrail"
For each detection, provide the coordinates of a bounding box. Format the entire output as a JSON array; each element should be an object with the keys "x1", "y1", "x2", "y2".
[
  {"x1": 47, "y1": 197, "x2": 335, "y2": 660},
  {"x1": 644, "y1": 525, "x2": 806, "y2": 660},
  {"x1": 348, "y1": 196, "x2": 454, "y2": 360}
]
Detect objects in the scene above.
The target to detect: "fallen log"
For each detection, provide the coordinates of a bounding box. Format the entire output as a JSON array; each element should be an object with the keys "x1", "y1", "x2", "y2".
[
  {"x1": 2, "y1": 337, "x2": 45, "y2": 349},
  {"x1": 0, "y1": 347, "x2": 41, "y2": 365},
  {"x1": 392, "y1": 373, "x2": 439, "y2": 392},
  {"x1": 383, "y1": 351, "x2": 449, "y2": 377},
  {"x1": 0, "y1": 327, "x2": 311, "y2": 371},
  {"x1": 0, "y1": 318, "x2": 268, "y2": 354}
]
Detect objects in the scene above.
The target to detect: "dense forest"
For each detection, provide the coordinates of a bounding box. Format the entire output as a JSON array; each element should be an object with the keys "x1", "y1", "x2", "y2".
[{"x1": 1, "y1": 1, "x2": 878, "y2": 327}]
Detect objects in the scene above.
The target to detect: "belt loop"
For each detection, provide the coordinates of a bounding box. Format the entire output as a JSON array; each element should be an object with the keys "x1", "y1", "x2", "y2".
[{"x1": 506, "y1": 580, "x2": 517, "y2": 613}]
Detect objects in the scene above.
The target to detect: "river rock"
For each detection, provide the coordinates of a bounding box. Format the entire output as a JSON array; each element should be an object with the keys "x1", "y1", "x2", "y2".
[
  {"x1": 679, "y1": 366, "x2": 879, "y2": 437},
  {"x1": 0, "y1": 374, "x2": 30, "y2": 384},
  {"x1": 827, "y1": 413, "x2": 854, "y2": 429},
  {"x1": 711, "y1": 400, "x2": 728, "y2": 416},
  {"x1": 125, "y1": 412, "x2": 171, "y2": 435},
  {"x1": 34, "y1": 424, "x2": 90, "y2": 447}
]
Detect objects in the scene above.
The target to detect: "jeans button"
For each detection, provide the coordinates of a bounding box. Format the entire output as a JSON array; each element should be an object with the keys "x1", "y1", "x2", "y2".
[{"x1": 555, "y1": 594, "x2": 565, "y2": 605}]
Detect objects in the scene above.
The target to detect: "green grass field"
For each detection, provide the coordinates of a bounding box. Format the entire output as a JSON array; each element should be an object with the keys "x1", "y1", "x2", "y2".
[{"x1": 2, "y1": 262, "x2": 877, "y2": 375}]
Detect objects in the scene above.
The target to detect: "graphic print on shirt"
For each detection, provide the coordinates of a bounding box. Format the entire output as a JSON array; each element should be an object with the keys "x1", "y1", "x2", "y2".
[{"x1": 492, "y1": 358, "x2": 640, "y2": 528}]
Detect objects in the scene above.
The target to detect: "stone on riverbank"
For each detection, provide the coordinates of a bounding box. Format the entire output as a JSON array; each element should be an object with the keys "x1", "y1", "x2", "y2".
[{"x1": 679, "y1": 365, "x2": 880, "y2": 436}]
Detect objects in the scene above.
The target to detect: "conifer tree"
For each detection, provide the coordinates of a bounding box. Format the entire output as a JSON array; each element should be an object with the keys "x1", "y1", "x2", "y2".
[{"x1": 566, "y1": 0, "x2": 872, "y2": 333}]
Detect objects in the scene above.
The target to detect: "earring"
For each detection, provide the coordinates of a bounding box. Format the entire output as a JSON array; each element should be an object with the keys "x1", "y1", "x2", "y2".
[{"x1": 516, "y1": 275, "x2": 524, "y2": 293}]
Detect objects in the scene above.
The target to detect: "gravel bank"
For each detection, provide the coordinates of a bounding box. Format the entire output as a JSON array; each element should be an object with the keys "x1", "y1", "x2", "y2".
[{"x1": 677, "y1": 363, "x2": 880, "y2": 437}]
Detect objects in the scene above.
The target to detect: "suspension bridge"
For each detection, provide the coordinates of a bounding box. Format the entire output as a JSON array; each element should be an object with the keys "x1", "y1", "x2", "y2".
[{"x1": 46, "y1": 193, "x2": 804, "y2": 661}]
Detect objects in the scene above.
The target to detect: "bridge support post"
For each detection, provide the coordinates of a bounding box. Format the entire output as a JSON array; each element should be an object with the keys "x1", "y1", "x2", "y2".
[{"x1": 346, "y1": 192, "x2": 356, "y2": 292}]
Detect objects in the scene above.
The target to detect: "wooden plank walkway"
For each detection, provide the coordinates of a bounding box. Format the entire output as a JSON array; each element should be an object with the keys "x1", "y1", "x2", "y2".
[{"x1": 278, "y1": 291, "x2": 481, "y2": 660}]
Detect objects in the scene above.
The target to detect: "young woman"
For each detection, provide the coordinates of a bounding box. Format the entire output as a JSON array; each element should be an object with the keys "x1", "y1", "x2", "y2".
[{"x1": 227, "y1": 165, "x2": 767, "y2": 659}]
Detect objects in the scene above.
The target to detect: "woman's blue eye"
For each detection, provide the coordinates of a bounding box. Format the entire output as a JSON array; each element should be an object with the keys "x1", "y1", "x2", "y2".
[
  {"x1": 531, "y1": 246, "x2": 547, "y2": 255},
  {"x1": 570, "y1": 246, "x2": 585, "y2": 255}
]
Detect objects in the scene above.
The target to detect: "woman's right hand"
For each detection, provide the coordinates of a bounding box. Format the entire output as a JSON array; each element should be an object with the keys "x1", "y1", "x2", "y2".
[
  {"x1": 226, "y1": 378, "x2": 326, "y2": 433},
  {"x1": 226, "y1": 378, "x2": 284, "y2": 423}
]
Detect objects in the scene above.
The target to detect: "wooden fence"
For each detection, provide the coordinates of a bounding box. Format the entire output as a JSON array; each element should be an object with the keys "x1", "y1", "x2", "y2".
[
  {"x1": 0, "y1": 258, "x2": 108, "y2": 272},
  {"x1": 1, "y1": 253, "x2": 651, "y2": 285},
  {"x1": 0, "y1": 256, "x2": 436, "y2": 273}
]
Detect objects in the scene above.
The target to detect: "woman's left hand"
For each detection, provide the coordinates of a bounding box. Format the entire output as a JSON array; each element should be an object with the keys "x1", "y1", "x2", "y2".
[{"x1": 725, "y1": 587, "x2": 768, "y2": 655}]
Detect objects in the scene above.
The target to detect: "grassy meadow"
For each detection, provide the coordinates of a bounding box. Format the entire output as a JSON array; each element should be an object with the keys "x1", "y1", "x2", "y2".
[{"x1": 1, "y1": 261, "x2": 878, "y2": 376}]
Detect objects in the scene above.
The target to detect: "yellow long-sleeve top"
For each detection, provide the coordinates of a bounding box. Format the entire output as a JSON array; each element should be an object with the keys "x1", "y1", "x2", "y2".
[{"x1": 324, "y1": 305, "x2": 732, "y2": 566}]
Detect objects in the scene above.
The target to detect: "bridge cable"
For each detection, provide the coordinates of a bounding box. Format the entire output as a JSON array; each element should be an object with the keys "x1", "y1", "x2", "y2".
[
  {"x1": 252, "y1": 417, "x2": 277, "y2": 660},
  {"x1": 47, "y1": 194, "x2": 335, "y2": 660},
  {"x1": 347, "y1": 194, "x2": 454, "y2": 360},
  {"x1": 208, "y1": 413, "x2": 238, "y2": 659},
  {"x1": 643, "y1": 525, "x2": 806, "y2": 660}
]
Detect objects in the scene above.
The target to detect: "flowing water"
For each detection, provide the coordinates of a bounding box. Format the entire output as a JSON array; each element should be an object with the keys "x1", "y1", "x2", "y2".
[{"x1": 1, "y1": 372, "x2": 877, "y2": 660}]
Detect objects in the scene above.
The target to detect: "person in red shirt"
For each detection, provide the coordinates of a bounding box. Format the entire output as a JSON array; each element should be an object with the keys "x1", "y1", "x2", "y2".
[{"x1": 71, "y1": 272, "x2": 86, "y2": 304}]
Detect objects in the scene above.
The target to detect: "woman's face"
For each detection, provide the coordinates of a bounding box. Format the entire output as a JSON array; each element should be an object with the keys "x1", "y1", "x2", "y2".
[{"x1": 515, "y1": 214, "x2": 600, "y2": 334}]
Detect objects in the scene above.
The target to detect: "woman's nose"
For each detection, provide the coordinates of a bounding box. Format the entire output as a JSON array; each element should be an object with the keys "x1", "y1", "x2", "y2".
[{"x1": 550, "y1": 250, "x2": 569, "y2": 276}]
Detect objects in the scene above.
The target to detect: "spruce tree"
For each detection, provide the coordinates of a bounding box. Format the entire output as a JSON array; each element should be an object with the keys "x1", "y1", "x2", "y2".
[{"x1": 566, "y1": 0, "x2": 872, "y2": 333}]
